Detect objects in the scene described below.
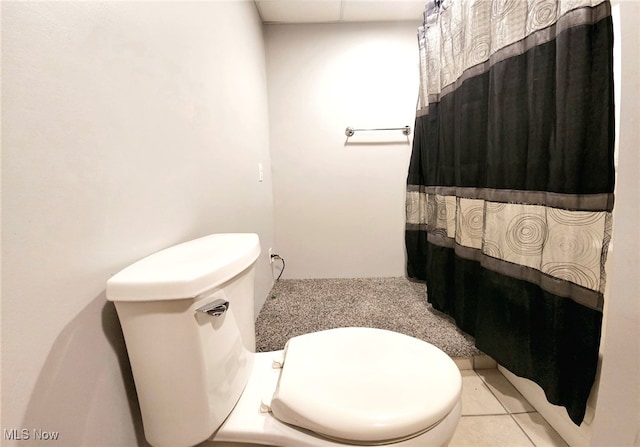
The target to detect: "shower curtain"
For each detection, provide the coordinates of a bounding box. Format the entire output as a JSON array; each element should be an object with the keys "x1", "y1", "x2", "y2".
[{"x1": 405, "y1": 0, "x2": 614, "y2": 425}]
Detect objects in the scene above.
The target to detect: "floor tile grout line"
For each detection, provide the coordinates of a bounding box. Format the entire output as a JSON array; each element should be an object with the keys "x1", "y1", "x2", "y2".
[
  {"x1": 474, "y1": 366, "x2": 538, "y2": 446},
  {"x1": 460, "y1": 413, "x2": 519, "y2": 418},
  {"x1": 509, "y1": 413, "x2": 539, "y2": 447},
  {"x1": 460, "y1": 369, "x2": 509, "y2": 418},
  {"x1": 473, "y1": 367, "x2": 537, "y2": 414}
]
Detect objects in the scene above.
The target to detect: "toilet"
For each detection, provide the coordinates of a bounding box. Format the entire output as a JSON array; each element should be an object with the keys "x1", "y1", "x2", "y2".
[{"x1": 106, "y1": 233, "x2": 462, "y2": 447}]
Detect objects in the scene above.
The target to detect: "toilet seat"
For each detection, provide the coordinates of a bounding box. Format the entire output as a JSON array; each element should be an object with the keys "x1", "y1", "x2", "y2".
[{"x1": 268, "y1": 327, "x2": 462, "y2": 445}]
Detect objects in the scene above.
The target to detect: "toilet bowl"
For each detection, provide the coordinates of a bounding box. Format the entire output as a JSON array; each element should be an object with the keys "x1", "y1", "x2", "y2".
[
  {"x1": 214, "y1": 328, "x2": 462, "y2": 447},
  {"x1": 106, "y1": 234, "x2": 462, "y2": 447}
]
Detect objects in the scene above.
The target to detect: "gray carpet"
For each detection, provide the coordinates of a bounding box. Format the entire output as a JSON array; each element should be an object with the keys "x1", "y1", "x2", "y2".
[{"x1": 255, "y1": 277, "x2": 481, "y2": 358}]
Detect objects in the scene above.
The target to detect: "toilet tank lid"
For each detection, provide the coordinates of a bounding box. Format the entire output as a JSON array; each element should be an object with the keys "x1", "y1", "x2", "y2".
[{"x1": 106, "y1": 233, "x2": 260, "y2": 302}]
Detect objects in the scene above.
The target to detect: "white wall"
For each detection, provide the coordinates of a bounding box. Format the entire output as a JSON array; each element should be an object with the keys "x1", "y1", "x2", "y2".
[
  {"x1": 1, "y1": 2, "x2": 273, "y2": 445},
  {"x1": 265, "y1": 21, "x2": 419, "y2": 279}
]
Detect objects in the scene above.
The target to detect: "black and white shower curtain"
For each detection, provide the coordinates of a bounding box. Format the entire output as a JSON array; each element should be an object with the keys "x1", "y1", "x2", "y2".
[{"x1": 405, "y1": 0, "x2": 615, "y2": 424}]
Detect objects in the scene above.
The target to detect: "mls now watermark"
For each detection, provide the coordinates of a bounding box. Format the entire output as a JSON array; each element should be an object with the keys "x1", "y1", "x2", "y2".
[{"x1": 4, "y1": 428, "x2": 60, "y2": 441}]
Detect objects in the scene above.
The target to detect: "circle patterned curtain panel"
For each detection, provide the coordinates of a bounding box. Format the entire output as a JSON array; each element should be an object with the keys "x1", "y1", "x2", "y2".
[{"x1": 405, "y1": 0, "x2": 614, "y2": 427}]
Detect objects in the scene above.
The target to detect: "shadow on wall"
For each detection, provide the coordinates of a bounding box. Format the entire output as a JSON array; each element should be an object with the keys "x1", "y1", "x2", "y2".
[{"x1": 21, "y1": 293, "x2": 150, "y2": 447}]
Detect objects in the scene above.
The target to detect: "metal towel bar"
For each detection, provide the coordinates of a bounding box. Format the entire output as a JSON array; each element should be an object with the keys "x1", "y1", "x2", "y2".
[{"x1": 345, "y1": 126, "x2": 411, "y2": 137}]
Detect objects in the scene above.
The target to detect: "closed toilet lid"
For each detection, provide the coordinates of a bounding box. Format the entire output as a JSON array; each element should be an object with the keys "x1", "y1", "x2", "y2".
[{"x1": 269, "y1": 327, "x2": 462, "y2": 444}]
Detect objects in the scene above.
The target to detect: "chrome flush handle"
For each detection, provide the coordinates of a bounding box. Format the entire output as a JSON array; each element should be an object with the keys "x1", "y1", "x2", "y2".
[{"x1": 196, "y1": 299, "x2": 229, "y2": 317}]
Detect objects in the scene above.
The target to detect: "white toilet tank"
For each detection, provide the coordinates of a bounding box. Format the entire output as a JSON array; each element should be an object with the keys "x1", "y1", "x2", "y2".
[{"x1": 106, "y1": 233, "x2": 261, "y2": 447}]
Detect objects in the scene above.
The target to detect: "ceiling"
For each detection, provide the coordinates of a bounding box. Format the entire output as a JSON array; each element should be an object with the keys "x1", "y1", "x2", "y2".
[{"x1": 254, "y1": 0, "x2": 426, "y2": 24}]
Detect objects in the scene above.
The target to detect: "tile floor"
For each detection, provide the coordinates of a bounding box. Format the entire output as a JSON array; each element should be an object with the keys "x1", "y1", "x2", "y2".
[{"x1": 450, "y1": 362, "x2": 569, "y2": 447}]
